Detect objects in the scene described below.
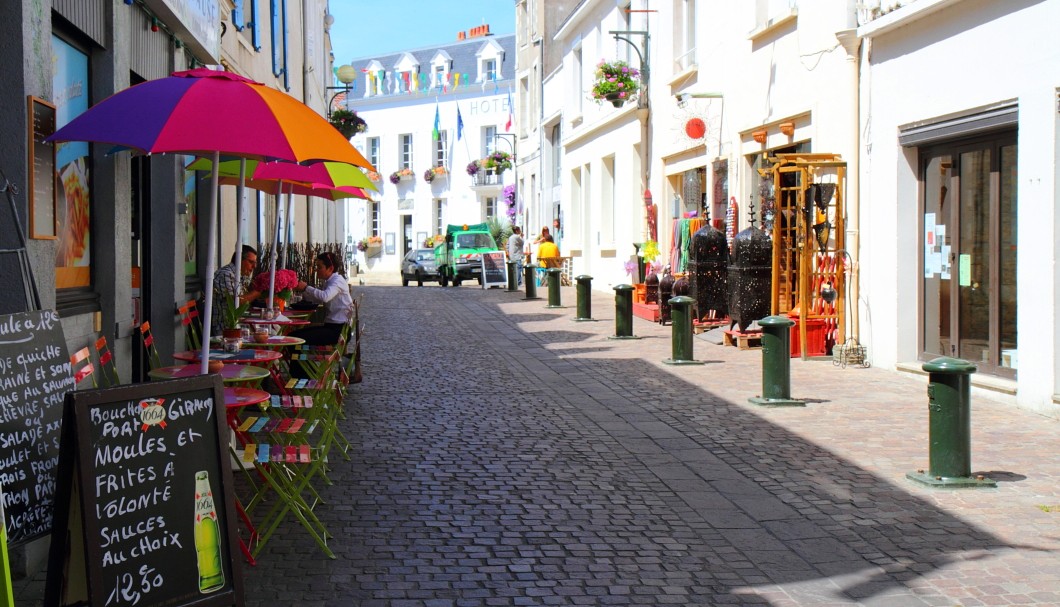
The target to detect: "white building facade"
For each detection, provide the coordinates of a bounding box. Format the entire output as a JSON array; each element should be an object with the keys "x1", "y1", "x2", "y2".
[
  {"x1": 341, "y1": 29, "x2": 517, "y2": 274},
  {"x1": 517, "y1": 0, "x2": 1060, "y2": 417}
]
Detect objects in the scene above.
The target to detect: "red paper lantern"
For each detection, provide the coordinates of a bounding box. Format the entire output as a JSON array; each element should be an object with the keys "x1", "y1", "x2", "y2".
[{"x1": 685, "y1": 118, "x2": 706, "y2": 140}]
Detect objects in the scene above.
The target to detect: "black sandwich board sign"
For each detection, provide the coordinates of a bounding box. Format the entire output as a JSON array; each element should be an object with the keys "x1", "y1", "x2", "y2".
[
  {"x1": 480, "y1": 251, "x2": 508, "y2": 289},
  {"x1": 0, "y1": 309, "x2": 72, "y2": 546},
  {"x1": 45, "y1": 375, "x2": 244, "y2": 607}
]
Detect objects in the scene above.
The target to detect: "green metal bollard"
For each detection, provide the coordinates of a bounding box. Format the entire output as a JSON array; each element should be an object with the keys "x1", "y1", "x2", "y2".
[
  {"x1": 523, "y1": 264, "x2": 541, "y2": 300},
  {"x1": 906, "y1": 357, "x2": 995, "y2": 488},
  {"x1": 573, "y1": 275, "x2": 595, "y2": 321},
  {"x1": 505, "y1": 260, "x2": 518, "y2": 292},
  {"x1": 748, "y1": 316, "x2": 805, "y2": 407},
  {"x1": 663, "y1": 296, "x2": 705, "y2": 365},
  {"x1": 608, "y1": 284, "x2": 641, "y2": 340},
  {"x1": 545, "y1": 268, "x2": 564, "y2": 308}
]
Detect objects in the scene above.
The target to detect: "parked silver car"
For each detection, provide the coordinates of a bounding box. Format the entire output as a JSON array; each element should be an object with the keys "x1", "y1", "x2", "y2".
[{"x1": 400, "y1": 249, "x2": 440, "y2": 286}]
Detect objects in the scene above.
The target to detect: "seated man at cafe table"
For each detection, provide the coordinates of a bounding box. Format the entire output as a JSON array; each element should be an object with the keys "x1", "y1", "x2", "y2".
[
  {"x1": 211, "y1": 245, "x2": 262, "y2": 334},
  {"x1": 288, "y1": 251, "x2": 353, "y2": 378}
]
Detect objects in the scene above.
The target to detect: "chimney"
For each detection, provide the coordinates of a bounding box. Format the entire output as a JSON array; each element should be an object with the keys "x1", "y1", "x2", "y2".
[{"x1": 457, "y1": 31, "x2": 466, "y2": 40}]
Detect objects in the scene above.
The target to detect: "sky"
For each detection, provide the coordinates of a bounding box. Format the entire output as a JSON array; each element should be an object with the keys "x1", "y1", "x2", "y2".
[{"x1": 329, "y1": 1, "x2": 517, "y2": 69}]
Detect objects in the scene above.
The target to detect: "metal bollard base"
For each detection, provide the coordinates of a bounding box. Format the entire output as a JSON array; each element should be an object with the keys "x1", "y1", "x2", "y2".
[
  {"x1": 572, "y1": 317, "x2": 598, "y2": 322},
  {"x1": 905, "y1": 471, "x2": 996, "y2": 488},
  {"x1": 545, "y1": 304, "x2": 566, "y2": 309},
  {"x1": 607, "y1": 335, "x2": 642, "y2": 340},
  {"x1": 748, "y1": 396, "x2": 806, "y2": 407},
  {"x1": 662, "y1": 358, "x2": 705, "y2": 366}
]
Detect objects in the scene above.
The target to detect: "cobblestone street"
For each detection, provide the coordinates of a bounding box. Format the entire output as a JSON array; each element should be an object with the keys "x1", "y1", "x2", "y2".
[{"x1": 16, "y1": 282, "x2": 1060, "y2": 606}]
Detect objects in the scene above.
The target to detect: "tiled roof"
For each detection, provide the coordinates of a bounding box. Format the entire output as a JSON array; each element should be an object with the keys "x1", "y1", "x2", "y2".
[{"x1": 345, "y1": 34, "x2": 516, "y2": 80}]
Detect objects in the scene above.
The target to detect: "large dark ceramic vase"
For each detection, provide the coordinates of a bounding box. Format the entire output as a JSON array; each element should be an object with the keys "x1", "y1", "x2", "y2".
[
  {"x1": 727, "y1": 227, "x2": 773, "y2": 332},
  {"x1": 687, "y1": 224, "x2": 729, "y2": 322}
]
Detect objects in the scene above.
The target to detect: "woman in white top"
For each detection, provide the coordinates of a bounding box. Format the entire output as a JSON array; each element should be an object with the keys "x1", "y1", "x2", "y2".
[{"x1": 289, "y1": 251, "x2": 353, "y2": 377}]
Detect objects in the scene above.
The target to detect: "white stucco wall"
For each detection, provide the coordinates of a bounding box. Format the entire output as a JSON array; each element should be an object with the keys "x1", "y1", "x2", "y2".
[{"x1": 859, "y1": 0, "x2": 1060, "y2": 416}]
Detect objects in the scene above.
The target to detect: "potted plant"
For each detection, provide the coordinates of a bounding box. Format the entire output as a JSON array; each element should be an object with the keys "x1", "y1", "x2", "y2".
[
  {"x1": 250, "y1": 269, "x2": 299, "y2": 313},
  {"x1": 328, "y1": 109, "x2": 368, "y2": 138},
  {"x1": 389, "y1": 167, "x2": 414, "y2": 184},
  {"x1": 424, "y1": 166, "x2": 447, "y2": 183},
  {"x1": 219, "y1": 292, "x2": 251, "y2": 352},
  {"x1": 466, "y1": 160, "x2": 481, "y2": 176},
  {"x1": 357, "y1": 235, "x2": 383, "y2": 256},
  {"x1": 366, "y1": 170, "x2": 382, "y2": 183},
  {"x1": 591, "y1": 59, "x2": 640, "y2": 108},
  {"x1": 482, "y1": 151, "x2": 513, "y2": 174}
]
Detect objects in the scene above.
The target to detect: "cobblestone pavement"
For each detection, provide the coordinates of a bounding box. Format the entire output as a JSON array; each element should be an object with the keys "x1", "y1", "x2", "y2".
[{"x1": 14, "y1": 283, "x2": 1060, "y2": 606}]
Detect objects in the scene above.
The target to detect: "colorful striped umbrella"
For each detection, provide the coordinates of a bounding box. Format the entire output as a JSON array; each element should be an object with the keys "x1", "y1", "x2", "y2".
[
  {"x1": 48, "y1": 68, "x2": 373, "y2": 168},
  {"x1": 46, "y1": 68, "x2": 374, "y2": 374}
]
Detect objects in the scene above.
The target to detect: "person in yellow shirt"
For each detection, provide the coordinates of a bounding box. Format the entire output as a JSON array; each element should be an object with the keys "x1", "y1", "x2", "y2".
[{"x1": 537, "y1": 235, "x2": 560, "y2": 267}]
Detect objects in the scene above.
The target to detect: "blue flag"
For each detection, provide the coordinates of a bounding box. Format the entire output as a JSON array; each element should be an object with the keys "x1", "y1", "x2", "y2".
[
  {"x1": 456, "y1": 104, "x2": 464, "y2": 141},
  {"x1": 432, "y1": 103, "x2": 440, "y2": 141}
]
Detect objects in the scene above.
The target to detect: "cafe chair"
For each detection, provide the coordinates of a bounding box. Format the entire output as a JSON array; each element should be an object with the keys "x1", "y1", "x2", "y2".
[
  {"x1": 138, "y1": 321, "x2": 162, "y2": 370},
  {"x1": 70, "y1": 346, "x2": 96, "y2": 390},
  {"x1": 94, "y1": 334, "x2": 121, "y2": 388},
  {"x1": 236, "y1": 344, "x2": 343, "y2": 559},
  {"x1": 178, "y1": 299, "x2": 202, "y2": 351}
]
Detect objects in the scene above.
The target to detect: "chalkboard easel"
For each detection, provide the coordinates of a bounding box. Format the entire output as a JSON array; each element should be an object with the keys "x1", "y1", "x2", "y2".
[
  {"x1": 480, "y1": 251, "x2": 508, "y2": 289},
  {"x1": 45, "y1": 376, "x2": 244, "y2": 607}
]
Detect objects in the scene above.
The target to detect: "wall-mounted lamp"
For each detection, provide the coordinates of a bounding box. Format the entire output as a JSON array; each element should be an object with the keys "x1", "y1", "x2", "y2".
[
  {"x1": 779, "y1": 122, "x2": 795, "y2": 137},
  {"x1": 151, "y1": 18, "x2": 160, "y2": 32},
  {"x1": 326, "y1": 64, "x2": 357, "y2": 118}
]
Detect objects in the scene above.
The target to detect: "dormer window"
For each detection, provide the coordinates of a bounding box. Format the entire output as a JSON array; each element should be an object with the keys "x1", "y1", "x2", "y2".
[
  {"x1": 475, "y1": 40, "x2": 505, "y2": 83},
  {"x1": 363, "y1": 60, "x2": 384, "y2": 97},
  {"x1": 393, "y1": 53, "x2": 421, "y2": 93},
  {"x1": 430, "y1": 51, "x2": 452, "y2": 89}
]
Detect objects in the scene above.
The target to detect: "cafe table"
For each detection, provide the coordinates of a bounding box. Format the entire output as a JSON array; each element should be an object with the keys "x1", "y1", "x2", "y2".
[
  {"x1": 148, "y1": 363, "x2": 270, "y2": 385},
  {"x1": 173, "y1": 348, "x2": 283, "y2": 365},
  {"x1": 242, "y1": 316, "x2": 311, "y2": 336},
  {"x1": 240, "y1": 335, "x2": 306, "y2": 348}
]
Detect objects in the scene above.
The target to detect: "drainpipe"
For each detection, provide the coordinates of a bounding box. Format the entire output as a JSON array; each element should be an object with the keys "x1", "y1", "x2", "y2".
[{"x1": 836, "y1": 27, "x2": 861, "y2": 340}]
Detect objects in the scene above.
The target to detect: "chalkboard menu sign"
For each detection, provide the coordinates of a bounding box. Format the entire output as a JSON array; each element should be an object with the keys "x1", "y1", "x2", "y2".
[
  {"x1": 45, "y1": 376, "x2": 244, "y2": 607},
  {"x1": 480, "y1": 251, "x2": 508, "y2": 289},
  {"x1": 0, "y1": 309, "x2": 72, "y2": 545},
  {"x1": 27, "y1": 96, "x2": 58, "y2": 240}
]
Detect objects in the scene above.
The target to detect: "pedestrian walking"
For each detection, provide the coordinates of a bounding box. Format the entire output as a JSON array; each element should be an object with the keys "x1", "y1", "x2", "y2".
[{"x1": 508, "y1": 226, "x2": 525, "y2": 286}]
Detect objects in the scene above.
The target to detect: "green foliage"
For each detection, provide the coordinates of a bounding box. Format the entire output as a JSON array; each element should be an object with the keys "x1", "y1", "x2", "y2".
[
  {"x1": 220, "y1": 292, "x2": 251, "y2": 330},
  {"x1": 486, "y1": 216, "x2": 513, "y2": 250}
]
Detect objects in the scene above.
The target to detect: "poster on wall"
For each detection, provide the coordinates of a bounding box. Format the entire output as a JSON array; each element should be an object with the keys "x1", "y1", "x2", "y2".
[{"x1": 52, "y1": 35, "x2": 92, "y2": 289}]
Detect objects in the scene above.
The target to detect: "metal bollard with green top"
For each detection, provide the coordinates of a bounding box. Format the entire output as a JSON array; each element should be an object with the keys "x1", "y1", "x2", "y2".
[
  {"x1": 906, "y1": 357, "x2": 995, "y2": 488},
  {"x1": 505, "y1": 260, "x2": 519, "y2": 292},
  {"x1": 608, "y1": 284, "x2": 640, "y2": 340},
  {"x1": 663, "y1": 296, "x2": 705, "y2": 365},
  {"x1": 573, "y1": 275, "x2": 595, "y2": 321},
  {"x1": 748, "y1": 316, "x2": 805, "y2": 407},
  {"x1": 545, "y1": 268, "x2": 564, "y2": 308},
  {"x1": 523, "y1": 264, "x2": 540, "y2": 300}
]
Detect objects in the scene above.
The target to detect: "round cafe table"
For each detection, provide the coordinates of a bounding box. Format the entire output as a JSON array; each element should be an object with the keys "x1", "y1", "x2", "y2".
[
  {"x1": 241, "y1": 317, "x2": 311, "y2": 336},
  {"x1": 239, "y1": 335, "x2": 306, "y2": 348},
  {"x1": 148, "y1": 364, "x2": 270, "y2": 385},
  {"x1": 173, "y1": 348, "x2": 283, "y2": 365}
]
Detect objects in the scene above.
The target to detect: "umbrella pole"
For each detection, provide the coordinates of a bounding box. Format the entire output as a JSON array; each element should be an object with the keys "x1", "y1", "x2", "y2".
[
  {"x1": 280, "y1": 190, "x2": 293, "y2": 270},
  {"x1": 267, "y1": 181, "x2": 282, "y2": 311},
  {"x1": 234, "y1": 159, "x2": 247, "y2": 293},
  {"x1": 200, "y1": 151, "x2": 221, "y2": 375}
]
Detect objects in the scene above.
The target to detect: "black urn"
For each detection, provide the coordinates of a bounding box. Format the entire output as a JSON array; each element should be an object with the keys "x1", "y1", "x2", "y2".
[
  {"x1": 727, "y1": 227, "x2": 773, "y2": 332},
  {"x1": 645, "y1": 270, "x2": 660, "y2": 305},
  {"x1": 658, "y1": 266, "x2": 675, "y2": 324},
  {"x1": 687, "y1": 223, "x2": 728, "y2": 321}
]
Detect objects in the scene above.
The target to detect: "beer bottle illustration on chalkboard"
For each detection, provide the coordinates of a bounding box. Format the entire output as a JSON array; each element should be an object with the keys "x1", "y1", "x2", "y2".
[{"x1": 193, "y1": 470, "x2": 225, "y2": 593}]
